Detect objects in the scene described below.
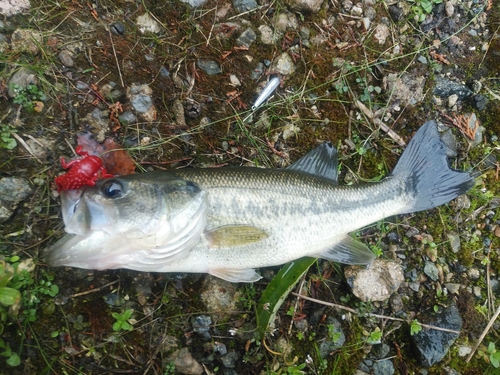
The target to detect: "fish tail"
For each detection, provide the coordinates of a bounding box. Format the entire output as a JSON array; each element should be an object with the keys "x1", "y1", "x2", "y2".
[{"x1": 392, "y1": 120, "x2": 475, "y2": 213}]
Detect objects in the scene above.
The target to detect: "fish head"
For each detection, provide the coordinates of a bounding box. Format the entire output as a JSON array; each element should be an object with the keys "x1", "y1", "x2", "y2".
[
  {"x1": 48, "y1": 173, "x2": 207, "y2": 269},
  {"x1": 62, "y1": 174, "x2": 205, "y2": 237}
]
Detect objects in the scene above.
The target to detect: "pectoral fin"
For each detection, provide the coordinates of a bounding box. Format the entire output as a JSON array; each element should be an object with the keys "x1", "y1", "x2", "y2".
[
  {"x1": 206, "y1": 225, "x2": 268, "y2": 248},
  {"x1": 209, "y1": 268, "x2": 262, "y2": 283},
  {"x1": 319, "y1": 236, "x2": 375, "y2": 264}
]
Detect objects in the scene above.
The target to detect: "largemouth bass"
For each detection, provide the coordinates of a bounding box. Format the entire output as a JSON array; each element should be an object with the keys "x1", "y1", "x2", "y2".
[{"x1": 47, "y1": 121, "x2": 474, "y2": 282}]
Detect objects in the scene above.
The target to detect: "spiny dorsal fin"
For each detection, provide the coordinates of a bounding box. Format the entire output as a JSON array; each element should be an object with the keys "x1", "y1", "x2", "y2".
[
  {"x1": 287, "y1": 142, "x2": 338, "y2": 182},
  {"x1": 206, "y1": 225, "x2": 268, "y2": 248}
]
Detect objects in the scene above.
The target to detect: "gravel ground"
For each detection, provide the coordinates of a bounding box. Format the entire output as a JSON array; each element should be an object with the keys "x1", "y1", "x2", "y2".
[{"x1": 0, "y1": 0, "x2": 499, "y2": 374}]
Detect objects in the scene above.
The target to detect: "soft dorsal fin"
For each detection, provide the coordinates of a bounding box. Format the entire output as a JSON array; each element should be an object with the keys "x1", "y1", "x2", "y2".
[
  {"x1": 287, "y1": 142, "x2": 338, "y2": 182},
  {"x1": 206, "y1": 225, "x2": 268, "y2": 248},
  {"x1": 319, "y1": 236, "x2": 375, "y2": 264}
]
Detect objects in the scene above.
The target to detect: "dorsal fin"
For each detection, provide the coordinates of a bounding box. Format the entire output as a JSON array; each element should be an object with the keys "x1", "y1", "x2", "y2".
[{"x1": 287, "y1": 142, "x2": 338, "y2": 182}]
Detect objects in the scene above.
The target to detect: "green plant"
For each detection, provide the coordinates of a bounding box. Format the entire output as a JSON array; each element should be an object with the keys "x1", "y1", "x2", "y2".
[
  {"x1": 0, "y1": 125, "x2": 17, "y2": 149},
  {"x1": 112, "y1": 309, "x2": 135, "y2": 332},
  {"x1": 164, "y1": 361, "x2": 176, "y2": 375},
  {"x1": 407, "y1": 0, "x2": 443, "y2": 22},
  {"x1": 410, "y1": 319, "x2": 422, "y2": 336},
  {"x1": 365, "y1": 327, "x2": 382, "y2": 345},
  {"x1": 478, "y1": 342, "x2": 500, "y2": 368},
  {"x1": 489, "y1": 343, "x2": 500, "y2": 368},
  {"x1": 239, "y1": 284, "x2": 257, "y2": 310},
  {"x1": 0, "y1": 260, "x2": 21, "y2": 366},
  {"x1": 327, "y1": 324, "x2": 342, "y2": 344},
  {"x1": 10, "y1": 83, "x2": 45, "y2": 112},
  {"x1": 286, "y1": 362, "x2": 306, "y2": 375}
]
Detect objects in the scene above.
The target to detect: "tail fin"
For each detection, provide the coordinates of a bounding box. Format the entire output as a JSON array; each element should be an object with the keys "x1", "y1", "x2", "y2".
[{"x1": 392, "y1": 120, "x2": 475, "y2": 214}]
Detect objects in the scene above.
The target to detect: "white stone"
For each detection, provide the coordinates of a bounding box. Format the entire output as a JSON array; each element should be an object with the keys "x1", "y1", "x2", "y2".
[
  {"x1": 136, "y1": 13, "x2": 162, "y2": 34},
  {"x1": 271, "y1": 52, "x2": 297, "y2": 75},
  {"x1": 374, "y1": 23, "x2": 389, "y2": 45},
  {"x1": 0, "y1": 0, "x2": 30, "y2": 17},
  {"x1": 344, "y1": 259, "x2": 404, "y2": 302},
  {"x1": 448, "y1": 94, "x2": 458, "y2": 108},
  {"x1": 229, "y1": 74, "x2": 241, "y2": 86}
]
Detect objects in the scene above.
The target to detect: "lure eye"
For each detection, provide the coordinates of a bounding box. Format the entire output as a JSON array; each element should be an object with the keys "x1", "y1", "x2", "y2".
[{"x1": 101, "y1": 180, "x2": 124, "y2": 199}]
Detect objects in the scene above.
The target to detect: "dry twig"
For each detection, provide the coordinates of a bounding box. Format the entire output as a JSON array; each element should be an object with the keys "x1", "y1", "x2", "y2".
[
  {"x1": 292, "y1": 293, "x2": 461, "y2": 334},
  {"x1": 441, "y1": 113, "x2": 480, "y2": 140},
  {"x1": 354, "y1": 100, "x2": 406, "y2": 147}
]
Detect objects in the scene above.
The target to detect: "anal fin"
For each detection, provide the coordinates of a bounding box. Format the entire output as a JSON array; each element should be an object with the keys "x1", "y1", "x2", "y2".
[
  {"x1": 319, "y1": 236, "x2": 375, "y2": 265},
  {"x1": 209, "y1": 268, "x2": 262, "y2": 283}
]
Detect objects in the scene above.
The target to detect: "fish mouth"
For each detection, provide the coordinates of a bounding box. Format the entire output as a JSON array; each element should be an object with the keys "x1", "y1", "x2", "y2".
[{"x1": 60, "y1": 189, "x2": 110, "y2": 236}]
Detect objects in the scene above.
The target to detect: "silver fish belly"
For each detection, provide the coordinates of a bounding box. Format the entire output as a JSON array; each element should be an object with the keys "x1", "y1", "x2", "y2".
[{"x1": 46, "y1": 121, "x2": 474, "y2": 282}]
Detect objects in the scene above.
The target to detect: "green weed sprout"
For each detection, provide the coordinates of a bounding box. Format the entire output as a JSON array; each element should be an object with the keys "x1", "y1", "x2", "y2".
[
  {"x1": 0, "y1": 125, "x2": 17, "y2": 149},
  {"x1": 112, "y1": 309, "x2": 135, "y2": 332}
]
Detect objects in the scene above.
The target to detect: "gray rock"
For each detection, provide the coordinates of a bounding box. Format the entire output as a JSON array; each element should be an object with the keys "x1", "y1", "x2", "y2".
[
  {"x1": 390, "y1": 293, "x2": 404, "y2": 314},
  {"x1": 110, "y1": 22, "x2": 126, "y2": 36},
  {"x1": 446, "y1": 232, "x2": 460, "y2": 253},
  {"x1": 179, "y1": 0, "x2": 208, "y2": 6},
  {"x1": 287, "y1": 0, "x2": 324, "y2": 13},
  {"x1": 445, "y1": 1, "x2": 454, "y2": 16},
  {"x1": 197, "y1": 59, "x2": 222, "y2": 75},
  {"x1": 364, "y1": 7, "x2": 376, "y2": 20},
  {"x1": 233, "y1": 0, "x2": 258, "y2": 12},
  {"x1": 299, "y1": 26, "x2": 310, "y2": 40},
  {"x1": 219, "y1": 350, "x2": 239, "y2": 368},
  {"x1": 58, "y1": 50, "x2": 74, "y2": 67},
  {"x1": 127, "y1": 83, "x2": 156, "y2": 122},
  {"x1": 384, "y1": 73, "x2": 426, "y2": 106},
  {"x1": 170, "y1": 348, "x2": 203, "y2": 375},
  {"x1": 26, "y1": 137, "x2": 55, "y2": 160},
  {"x1": 433, "y1": 77, "x2": 473, "y2": 101},
  {"x1": 444, "y1": 283, "x2": 461, "y2": 295},
  {"x1": 388, "y1": 5, "x2": 404, "y2": 22},
  {"x1": 160, "y1": 66, "x2": 170, "y2": 77},
  {"x1": 192, "y1": 315, "x2": 212, "y2": 341},
  {"x1": 172, "y1": 99, "x2": 186, "y2": 128},
  {"x1": 0, "y1": 177, "x2": 32, "y2": 222},
  {"x1": 417, "y1": 55, "x2": 428, "y2": 64},
  {"x1": 440, "y1": 129, "x2": 457, "y2": 158},
  {"x1": 81, "y1": 108, "x2": 110, "y2": 142},
  {"x1": 259, "y1": 25, "x2": 279, "y2": 45},
  {"x1": 271, "y1": 52, "x2": 296, "y2": 75},
  {"x1": 411, "y1": 303, "x2": 462, "y2": 367},
  {"x1": 424, "y1": 261, "x2": 439, "y2": 281},
  {"x1": 275, "y1": 12, "x2": 298, "y2": 33},
  {"x1": 200, "y1": 276, "x2": 240, "y2": 318},
  {"x1": 236, "y1": 27, "x2": 257, "y2": 48},
  {"x1": 467, "y1": 268, "x2": 480, "y2": 280},
  {"x1": 344, "y1": 259, "x2": 404, "y2": 302},
  {"x1": 471, "y1": 94, "x2": 488, "y2": 110},
  {"x1": 119, "y1": 111, "x2": 137, "y2": 126},
  {"x1": 11, "y1": 29, "x2": 43, "y2": 55},
  {"x1": 373, "y1": 24, "x2": 389, "y2": 44},
  {"x1": 8, "y1": 67, "x2": 38, "y2": 98},
  {"x1": 373, "y1": 359, "x2": 395, "y2": 375},
  {"x1": 371, "y1": 343, "x2": 390, "y2": 359},
  {"x1": 0, "y1": 0, "x2": 30, "y2": 17}
]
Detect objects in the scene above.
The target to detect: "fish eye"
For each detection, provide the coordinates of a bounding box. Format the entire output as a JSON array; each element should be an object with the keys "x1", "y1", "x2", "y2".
[{"x1": 101, "y1": 180, "x2": 124, "y2": 199}]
